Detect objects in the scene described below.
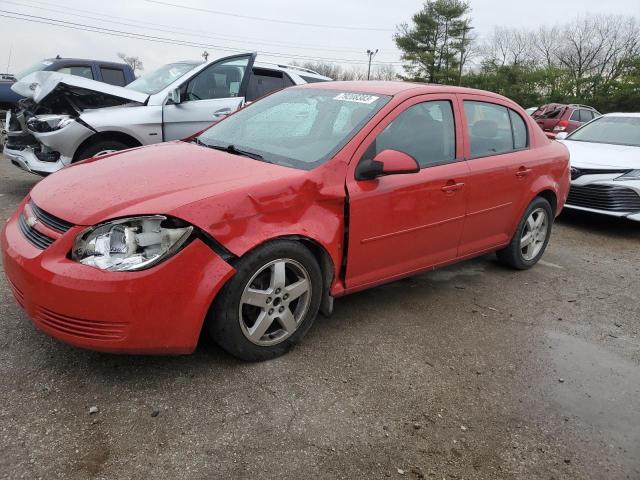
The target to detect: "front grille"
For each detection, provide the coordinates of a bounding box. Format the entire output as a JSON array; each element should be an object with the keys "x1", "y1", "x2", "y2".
[
  {"x1": 35, "y1": 307, "x2": 127, "y2": 341},
  {"x1": 571, "y1": 167, "x2": 629, "y2": 180},
  {"x1": 567, "y1": 184, "x2": 640, "y2": 212},
  {"x1": 29, "y1": 201, "x2": 73, "y2": 233},
  {"x1": 18, "y1": 214, "x2": 54, "y2": 249}
]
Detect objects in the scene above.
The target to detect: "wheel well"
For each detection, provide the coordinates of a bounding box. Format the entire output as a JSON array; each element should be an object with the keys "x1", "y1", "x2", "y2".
[
  {"x1": 536, "y1": 190, "x2": 557, "y2": 214},
  {"x1": 73, "y1": 131, "x2": 142, "y2": 161},
  {"x1": 279, "y1": 236, "x2": 335, "y2": 294}
]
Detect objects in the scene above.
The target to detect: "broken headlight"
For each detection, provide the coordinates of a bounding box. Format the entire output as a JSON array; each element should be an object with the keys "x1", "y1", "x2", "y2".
[
  {"x1": 72, "y1": 216, "x2": 193, "y2": 272},
  {"x1": 27, "y1": 115, "x2": 74, "y2": 133}
]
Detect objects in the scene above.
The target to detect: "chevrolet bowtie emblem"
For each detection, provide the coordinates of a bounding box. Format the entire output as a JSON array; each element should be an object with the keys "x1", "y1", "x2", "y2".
[{"x1": 26, "y1": 215, "x2": 38, "y2": 228}]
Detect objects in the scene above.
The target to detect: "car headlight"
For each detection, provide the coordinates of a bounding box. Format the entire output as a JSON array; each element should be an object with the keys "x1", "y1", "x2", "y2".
[
  {"x1": 27, "y1": 115, "x2": 74, "y2": 133},
  {"x1": 615, "y1": 170, "x2": 640, "y2": 181},
  {"x1": 72, "y1": 216, "x2": 193, "y2": 271}
]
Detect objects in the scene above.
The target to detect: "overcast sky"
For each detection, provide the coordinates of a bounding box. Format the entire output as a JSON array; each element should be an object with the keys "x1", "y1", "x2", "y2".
[{"x1": 1, "y1": 0, "x2": 639, "y2": 75}]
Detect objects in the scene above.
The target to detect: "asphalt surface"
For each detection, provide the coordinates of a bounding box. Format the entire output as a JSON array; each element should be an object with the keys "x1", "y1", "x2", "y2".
[{"x1": 1, "y1": 158, "x2": 639, "y2": 480}]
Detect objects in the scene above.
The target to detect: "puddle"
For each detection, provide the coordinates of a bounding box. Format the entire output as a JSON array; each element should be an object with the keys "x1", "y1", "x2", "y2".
[{"x1": 546, "y1": 330, "x2": 640, "y2": 471}]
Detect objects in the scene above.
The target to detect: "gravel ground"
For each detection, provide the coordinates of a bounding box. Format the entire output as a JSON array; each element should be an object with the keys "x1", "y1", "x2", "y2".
[{"x1": 1, "y1": 159, "x2": 639, "y2": 480}]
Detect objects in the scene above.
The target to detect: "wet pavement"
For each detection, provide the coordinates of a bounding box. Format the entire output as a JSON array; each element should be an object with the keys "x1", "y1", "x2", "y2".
[{"x1": 1, "y1": 160, "x2": 639, "y2": 479}]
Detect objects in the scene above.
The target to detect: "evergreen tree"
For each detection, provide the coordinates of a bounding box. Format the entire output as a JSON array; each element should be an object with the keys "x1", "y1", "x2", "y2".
[{"x1": 394, "y1": 0, "x2": 473, "y2": 84}]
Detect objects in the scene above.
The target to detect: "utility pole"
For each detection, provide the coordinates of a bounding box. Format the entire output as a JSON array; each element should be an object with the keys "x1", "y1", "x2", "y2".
[
  {"x1": 202, "y1": 50, "x2": 209, "y2": 62},
  {"x1": 366, "y1": 49, "x2": 378, "y2": 80},
  {"x1": 5, "y1": 44, "x2": 12, "y2": 73}
]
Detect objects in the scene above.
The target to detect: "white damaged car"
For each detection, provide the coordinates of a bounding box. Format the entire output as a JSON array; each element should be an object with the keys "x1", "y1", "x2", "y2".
[
  {"x1": 4, "y1": 53, "x2": 330, "y2": 175},
  {"x1": 556, "y1": 113, "x2": 640, "y2": 221}
]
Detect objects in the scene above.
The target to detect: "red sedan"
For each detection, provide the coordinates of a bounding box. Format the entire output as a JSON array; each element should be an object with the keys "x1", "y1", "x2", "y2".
[{"x1": 1, "y1": 82, "x2": 570, "y2": 361}]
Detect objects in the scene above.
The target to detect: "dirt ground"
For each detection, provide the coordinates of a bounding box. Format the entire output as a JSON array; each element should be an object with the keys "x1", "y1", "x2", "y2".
[{"x1": 1, "y1": 159, "x2": 639, "y2": 480}]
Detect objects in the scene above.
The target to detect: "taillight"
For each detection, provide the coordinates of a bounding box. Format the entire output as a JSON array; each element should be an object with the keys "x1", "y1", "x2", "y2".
[{"x1": 553, "y1": 120, "x2": 569, "y2": 132}]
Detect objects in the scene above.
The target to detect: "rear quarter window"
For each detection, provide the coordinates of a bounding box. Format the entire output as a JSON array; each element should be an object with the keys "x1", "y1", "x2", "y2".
[{"x1": 100, "y1": 67, "x2": 127, "y2": 87}]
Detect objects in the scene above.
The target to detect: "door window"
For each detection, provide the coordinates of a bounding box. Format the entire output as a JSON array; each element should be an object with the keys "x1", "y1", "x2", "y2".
[
  {"x1": 56, "y1": 65, "x2": 93, "y2": 79},
  {"x1": 100, "y1": 67, "x2": 126, "y2": 86},
  {"x1": 246, "y1": 68, "x2": 294, "y2": 101},
  {"x1": 509, "y1": 110, "x2": 528, "y2": 150},
  {"x1": 570, "y1": 109, "x2": 581, "y2": 121},
  {"x1": 184, "y1": 57, "x2": 250, "y2": 101},
  {"x1": 464, "y1": 101, "x2": 529, "y2": 157},
  {"x1": 363, "y1": 100, "x2": 456, "y2": 168},
  {"x1": 579, "y1": 110, "x2": 594, "y2": 122}
]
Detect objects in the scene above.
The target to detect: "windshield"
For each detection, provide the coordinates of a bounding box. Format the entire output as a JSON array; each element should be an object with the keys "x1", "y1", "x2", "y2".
[
  {"x1": 126, "y1": 62, "x2": 197, "y2": 95},
  {"x1": 15, "y1": 60, "x2": 53, "y2": 80},
  {"x1": 196, "y1": 88, "x2": 391, "y2": 170},
  {"x1": 567, "y1": 116, "x2": 640, "y2": 147}
]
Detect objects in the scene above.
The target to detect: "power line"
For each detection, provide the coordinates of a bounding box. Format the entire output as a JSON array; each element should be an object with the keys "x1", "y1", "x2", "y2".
[
  {"x1": 0, "y1": 10, "x2": 403, "y2": 66},
  {"x1": 143, "y1": 0, "x2": 394, "y2": 32},
  {"x1": 4, "y1": 0, "x2": 398, "y2": 57}
]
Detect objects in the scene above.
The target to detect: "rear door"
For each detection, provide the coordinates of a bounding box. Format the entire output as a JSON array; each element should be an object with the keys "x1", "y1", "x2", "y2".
[
  {"x1": 457, "y1": 97, "x2": 534, "y2": 256},
  {"x1": 162, "y1": 53, "x2": 256, "y2": 140},
  {"x1": 345, "y1": 94, "x2": 469, "y2": 289}
]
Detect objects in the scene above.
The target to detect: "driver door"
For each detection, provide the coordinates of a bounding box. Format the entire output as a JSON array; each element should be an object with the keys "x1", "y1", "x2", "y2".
[
  {"x1": 345, "y1": 95, "x2": 469, "y2": 290},
  {"x1": 162, "y1": 53, "x2": 256, "y2": 140}
]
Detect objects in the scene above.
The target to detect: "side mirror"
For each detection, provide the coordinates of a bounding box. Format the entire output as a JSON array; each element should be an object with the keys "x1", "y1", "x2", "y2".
[
  {"x1": 355, "y1": 149, "x2": 420, "y2": 181},
  {"x1": 555, "y1": 132, "x2": 569, "y2": 140},
  {"x1": 167, "y1": 88, "x2": 181, "y2": 105}
]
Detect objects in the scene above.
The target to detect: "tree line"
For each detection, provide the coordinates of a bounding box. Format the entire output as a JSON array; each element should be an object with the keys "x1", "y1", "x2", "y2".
[{"x1": 294, "y1": 1, "x2": 640, "y2": 112}]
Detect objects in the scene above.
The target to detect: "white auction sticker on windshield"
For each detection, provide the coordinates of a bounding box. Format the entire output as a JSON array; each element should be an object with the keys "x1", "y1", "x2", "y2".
[{"x1": 333, "y1": 93, "x2": 379, "y2": 104}]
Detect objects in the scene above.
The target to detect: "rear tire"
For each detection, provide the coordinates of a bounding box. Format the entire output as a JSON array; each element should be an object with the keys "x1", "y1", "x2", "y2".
[
  {"x1": 206, "y1": 241, "x2": 322, "y2": 361},
  {"x1": 496, "y1": 197, "x2": 553, "y2": 270},
  {"x1": 75, "y1": 140, "x2": 130, "y2": 161}
]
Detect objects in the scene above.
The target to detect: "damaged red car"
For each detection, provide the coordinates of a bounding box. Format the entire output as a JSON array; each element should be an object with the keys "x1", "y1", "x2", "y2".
[{"x1": 1, "y1": 82, "x2": 570, "y2": 361}]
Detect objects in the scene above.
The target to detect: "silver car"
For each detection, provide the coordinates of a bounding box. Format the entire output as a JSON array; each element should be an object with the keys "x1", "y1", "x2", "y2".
[
  {"x1": 4, "y1": 53, "x2": 330, "y2": 175},
  {"x1": 557, "y1": 113, "x2": 640, "y2": 221}
]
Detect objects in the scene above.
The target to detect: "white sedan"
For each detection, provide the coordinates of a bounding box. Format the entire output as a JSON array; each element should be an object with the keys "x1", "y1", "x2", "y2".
[{"x1": 556, "y1": 113, "x2": 640, "y2": 221}]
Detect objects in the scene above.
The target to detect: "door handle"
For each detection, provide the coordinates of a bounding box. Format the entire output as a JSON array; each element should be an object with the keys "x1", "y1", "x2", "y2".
[
  {"x1": 441, "y1": 181, "x2": 465, "y2": 193},
  {"x1": 515, "y1": 167, "x2": 533, "y2": 178},
  {"x1": 213, "y1": 108, "x2": 232, "y2": 118}
]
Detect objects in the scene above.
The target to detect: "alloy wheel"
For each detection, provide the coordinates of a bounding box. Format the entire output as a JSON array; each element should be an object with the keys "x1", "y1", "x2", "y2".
[
  {"x1": 520, "y1": 207, "x2": 549, "y2": 261},
  {"x1": 93, "y1": 149, "x2": 118, "y2": 157},
  {"x1": 238, "y1": 258, "x2": 312, "y2": 346}
]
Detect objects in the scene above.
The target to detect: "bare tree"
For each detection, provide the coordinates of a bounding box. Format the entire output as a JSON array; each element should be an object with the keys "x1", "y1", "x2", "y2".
[
  {"x1": 117, "y1": 52, "x2": 144, "y2": 75},
  {"x1": 555, "y1": 15, "x2": 640, "y2": 97}
]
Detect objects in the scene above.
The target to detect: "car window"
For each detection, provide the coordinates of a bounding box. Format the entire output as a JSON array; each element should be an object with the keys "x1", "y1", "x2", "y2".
[
  {"x1": 579, "y1": 110, "x2": 593, "y2": 122},
  {"x1": 570, "y1": 109, "x2": 581, "y2": 121},
  {"x1": 246, "y1": 68, "x2": 294, "y2": 102},
  {"x1": 56, "y1": 66, "x2": 93, "y2": 79},
  {"x1": 509, "y1": 110, "x2": 528, "y2": 150},
  {"x1": 464, "y1": 101, "x2": 516, "y2": 157},
  {"x1": 185, "y1": 57, "x2": 250, "y2": 101},
  {"x1": 100, "y1": 67, "x2": 126, "y2": 87},
  {"x1": 197, "y1": 88, "x2": 390, "y2": 170},
  {"x1": 363, "y1": 100, "x2": 456, "y2": 168},
  {"x1": 566, "y1": 116, "x2": 640, "y2": 147},
  {"x1": 126, "y1": 62, "x2": 196, "y2": 95}
]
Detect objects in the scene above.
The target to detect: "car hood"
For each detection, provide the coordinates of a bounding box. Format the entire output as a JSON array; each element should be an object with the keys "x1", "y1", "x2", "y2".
[
  {"x1": 11, "y1": 71, "x2": 148, "y2": 106},
  {"x1": 561, "y1": 140, "x2": 640, "y2": 169},
  {"x1": 29, "y1": 141, "x2": 308, "y2": 226}
]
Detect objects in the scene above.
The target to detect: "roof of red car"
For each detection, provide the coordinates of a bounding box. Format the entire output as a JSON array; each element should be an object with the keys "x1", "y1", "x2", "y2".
[{"x1": 297, "y1": 80, "x2": 505, "y2": 98}]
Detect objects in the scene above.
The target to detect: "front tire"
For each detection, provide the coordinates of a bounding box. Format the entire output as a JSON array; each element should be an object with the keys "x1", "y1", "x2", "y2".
[
  {"x1": 76, "y1": 140, "x2": 130, "y2": 161},
  {"x1": 496, "y1": 197, "x2": 553, "y2": 270},
  {"x1": 207, "y1": 241, "x2": 323, "y2": 361}
]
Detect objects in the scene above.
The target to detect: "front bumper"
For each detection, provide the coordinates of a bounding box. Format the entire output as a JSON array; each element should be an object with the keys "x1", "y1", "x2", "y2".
[
  {"x1": 565, "y1": 174, "x2": 640, "y2": 221},
  {"x1": 1, "y1": 202, "x2": 236, "y2": 354},
  {"x1": 4, "y1": 145, "x2": 66, "y2": 175}
]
